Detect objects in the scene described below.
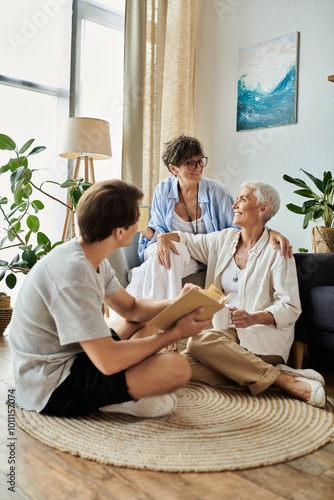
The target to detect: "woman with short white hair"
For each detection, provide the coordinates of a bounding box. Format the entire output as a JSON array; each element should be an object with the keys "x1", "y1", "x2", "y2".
[{"x1": 158, "y1": 181, "x2": 326, "y2": 407}]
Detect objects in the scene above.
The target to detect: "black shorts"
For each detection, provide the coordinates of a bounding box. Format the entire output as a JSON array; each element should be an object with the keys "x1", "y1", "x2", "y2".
[{"x1": 41, "y1": 329, "x2": 134, "y2": 417}]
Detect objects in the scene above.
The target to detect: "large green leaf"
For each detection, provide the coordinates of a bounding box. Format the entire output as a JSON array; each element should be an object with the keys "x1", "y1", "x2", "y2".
[
  {"x1": 323, "y1": 171, "x2": 332, "y2": 192},
  {"x1": 41, "y1": 180, "x2": 60, "y2": 189},
  {"x1": 0, "y1": 162, "x2": 11, "y2": 174},
  {"x1": 81, "y1": 182, "x2": 92, "y2": 191},
  {"x1": 0, "y1": 259, "x2": 9, "y2": 266},
  {"x1": 10, "y1": 166, "x2": 25, "y2": 186},
  {"x1": 26, "y1": 215, "x2": 40, "y2": 233},
  {"x1": 10, "y1": 254, "x2": 20, "y2": 265},
  {"x1": 302, "y1": 211, "x2": 313, "y2": 229},
  {"x1": 0, "y1": 134, "x2": 16, "y2": 151},
  {"x1": 37, "y1": 232, "x2": 51, "y2": 250},
  {"x1": 313, "y1": 208, "x2": 324, "y2": 220},
  {"x1": 300, "y1": 169, "x2": 324, "y2": 193},
  {"x1": 71, "y1": 188, "x2": 82, "y2": 208},
  {"x1": 22, "y1": 184, "x2": 33, "y2": 199},
  {"x1": 14, "y1": 179, "x2": 25, "y2": 205},
  {"x1": 6, "y1": 273, "x2": 17, "y2": 289},
  {"x1": 293, "y1": 188, "x2": 317, "y2": 198},
  {"x1": 33, "y1": 244, "x2": 44, "y2": 254},
  {"x1": 21, "y1": 167, "x2": 31, "y2": 184},
  {"x1": 14, "y1": 260, "x2": 29, "y2": 268},
  {"x1": 19, "y1": 139, "x2": 35, "y2": 155},
  {"x1": 51, "y1": 241, "x2": 63, "y2": 250},
  {"x1": 37, "y1": 231, "x2": 50, "y2": 244},
  {"x1": 31, "y1": 200, "x2": 44, "y2": 213},
  {"x1": 22, "y1": 249, "x2": 37, "y2": 268},
  {"x1": 7, "y1": 220, "x2": 20, "y2": 241},
  {"x1": 302, "y1": 199, "x2": 318, "y2": 211},
  {"x1": 324, "y1": 178, "x2": 334, "y2": 197},
  {"x1": 9, "y1": 158, "x2": 20, "y2": 172},
  {"x1": 0, "y1": 236, "x2": 7, "y2": 249},
  {"x1": 17, "y1": 156, "x2": 28, "y2": 169},
  {"x1": 6, "y1": 203, "x2": 24, "y2": 219},
  {"x1": 282, "y1": 175, "x2": 308, "y2": 188},
  {"x1": 61, "y1": 179, "x2": 76, "y2": 188},
  {"x1": 286, "y1": 203, "x2": 303, "y2": 214},
  {"x1": 28, "y1": 146, "x2": 46, "y2": 156},
  {"x1": 25, "y1": 229, "x2": 32, "y2": 244}
]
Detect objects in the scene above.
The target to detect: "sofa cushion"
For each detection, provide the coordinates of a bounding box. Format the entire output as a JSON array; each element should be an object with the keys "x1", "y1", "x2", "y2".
[
  {"x1": 310, "y1": 286, "x2": 334, "y2": 333},
  {"x1": 107, "y1": 249, "x2": 130, "y2": 288}
]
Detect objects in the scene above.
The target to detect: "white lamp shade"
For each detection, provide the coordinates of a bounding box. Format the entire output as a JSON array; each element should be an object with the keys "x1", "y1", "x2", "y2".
[{"x1": 59, "y1": 117, "x2": 112, "y2": 160}]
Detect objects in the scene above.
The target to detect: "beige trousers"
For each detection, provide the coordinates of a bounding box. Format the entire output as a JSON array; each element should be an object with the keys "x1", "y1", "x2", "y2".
[{"x1": 182, "y1": 327, "x2": 282, "y2": 396}]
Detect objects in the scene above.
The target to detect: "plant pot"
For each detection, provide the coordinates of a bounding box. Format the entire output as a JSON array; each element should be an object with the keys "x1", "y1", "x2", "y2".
[
  {"x1": 311, "y1": 226, "x2": 334, "y2": 253},
  {"x1": 0, "y1": 294, "x2": 12, "y2": 335}
]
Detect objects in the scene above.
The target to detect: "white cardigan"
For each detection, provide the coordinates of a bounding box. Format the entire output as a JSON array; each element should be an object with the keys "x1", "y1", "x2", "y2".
[{"x1": 178, "y1": 228, "x2": 301, "y2": 362}]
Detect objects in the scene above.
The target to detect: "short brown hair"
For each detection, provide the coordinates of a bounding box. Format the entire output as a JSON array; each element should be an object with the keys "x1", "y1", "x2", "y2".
[
  {"x1": 76, "y1": 180, "x2": 143, "y2": 243},
  {"x1": 162, "y1": 135, "x2": 204, "y2": 171}
]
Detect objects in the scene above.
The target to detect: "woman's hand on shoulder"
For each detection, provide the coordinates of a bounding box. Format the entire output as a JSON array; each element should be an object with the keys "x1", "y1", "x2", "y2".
[{"x1": 268, "y1": 230, "x2": 293, "y2": 258}]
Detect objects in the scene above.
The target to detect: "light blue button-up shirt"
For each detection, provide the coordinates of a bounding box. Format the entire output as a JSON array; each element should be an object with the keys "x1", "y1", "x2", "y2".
[{"x1": 138, "y1": 176, "x2": 238, "y2": 262}]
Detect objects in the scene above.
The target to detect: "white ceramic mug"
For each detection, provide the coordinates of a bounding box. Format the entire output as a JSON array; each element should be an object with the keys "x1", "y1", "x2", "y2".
[{"x1": 212, "y1": 305, "x2": 231, "y2": 330}]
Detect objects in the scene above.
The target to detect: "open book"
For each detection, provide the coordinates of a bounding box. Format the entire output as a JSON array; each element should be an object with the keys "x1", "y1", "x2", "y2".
[{"x1": 148, "y1": 284, "x2": 234, "y2": 331}]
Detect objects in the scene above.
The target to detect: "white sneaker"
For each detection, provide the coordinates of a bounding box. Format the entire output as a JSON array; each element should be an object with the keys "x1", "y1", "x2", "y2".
[
  {"x1": 99, "y1": 393, "x2": 177, "y2": 418},
  {"x1": 275, "y1": 364, "x2": 325, "y2": 386}
]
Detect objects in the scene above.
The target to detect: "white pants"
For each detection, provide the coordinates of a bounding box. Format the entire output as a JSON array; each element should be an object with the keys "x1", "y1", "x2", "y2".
[{"x1": 126, "y1": 242, "x2": 201, "y2": 300}]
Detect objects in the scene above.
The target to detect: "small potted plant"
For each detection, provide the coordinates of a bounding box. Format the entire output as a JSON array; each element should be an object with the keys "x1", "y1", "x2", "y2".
[{"x1": 283, "y1": 169, "x2": 334, "y2": 252}]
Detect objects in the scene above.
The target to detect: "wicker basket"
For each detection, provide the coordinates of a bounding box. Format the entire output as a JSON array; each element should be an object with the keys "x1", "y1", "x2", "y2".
[{"x1": 0, "y1": 295, "x2": 12, "y2": 335}]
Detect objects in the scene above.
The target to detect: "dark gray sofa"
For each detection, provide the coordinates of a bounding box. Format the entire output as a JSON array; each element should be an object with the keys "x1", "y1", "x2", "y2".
[{"x1": 293, "y1": 252, "x2": 334, "y2": 368}]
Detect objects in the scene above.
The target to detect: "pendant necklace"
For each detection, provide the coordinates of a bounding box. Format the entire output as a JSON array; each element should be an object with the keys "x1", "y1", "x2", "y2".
[
  {"x1": 233, "y1": 260, "x2": 242, "y2": 282},
  {"x1": 233, "y1": 271, "x2": 240, "y2": 283},
  {"x1": 178, "y1": 184, "x2": 199, "y2": 235}
]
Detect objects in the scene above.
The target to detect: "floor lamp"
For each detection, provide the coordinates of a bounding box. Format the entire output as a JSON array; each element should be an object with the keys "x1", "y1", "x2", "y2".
[{"x1": 59, "y1": 117, "x2": 112, "y2": 240}]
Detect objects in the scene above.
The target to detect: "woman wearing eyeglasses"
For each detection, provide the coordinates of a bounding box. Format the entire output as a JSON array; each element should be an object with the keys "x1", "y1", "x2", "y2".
[{"x1": 126, "y1": 135, "x2": 290, "y2": 302}]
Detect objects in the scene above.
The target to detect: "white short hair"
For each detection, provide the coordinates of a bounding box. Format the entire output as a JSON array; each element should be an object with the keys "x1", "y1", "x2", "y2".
[{"x1": 241, "y1": 181, "x2": 280, "y2": 223}]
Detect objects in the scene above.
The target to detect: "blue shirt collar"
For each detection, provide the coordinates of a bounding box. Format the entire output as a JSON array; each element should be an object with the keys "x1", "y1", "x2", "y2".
[{"x1": 168, "y1": 177, "x2": 209, "y2": 204}]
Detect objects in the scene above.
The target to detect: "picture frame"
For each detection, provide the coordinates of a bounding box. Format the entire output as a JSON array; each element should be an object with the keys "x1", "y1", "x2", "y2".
[{"x1": 237, "y1": 32, "x2": 299, "y2": 132}]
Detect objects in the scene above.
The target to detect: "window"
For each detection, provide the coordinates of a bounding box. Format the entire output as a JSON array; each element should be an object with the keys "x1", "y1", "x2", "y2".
[
  {"x1": 76, "y1": 0, "x2": 125, "y2": 181},
  {"x1": 0, "y1": 0, "x2": 125, "y2": 298}
]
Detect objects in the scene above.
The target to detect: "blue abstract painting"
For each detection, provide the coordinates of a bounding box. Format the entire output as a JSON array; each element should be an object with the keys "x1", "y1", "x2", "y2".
[{"x1": 237, "y1": 32, "x2": 299, "y2": 132}]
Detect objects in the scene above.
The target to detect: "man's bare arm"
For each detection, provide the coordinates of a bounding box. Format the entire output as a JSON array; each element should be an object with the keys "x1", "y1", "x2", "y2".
[{"x1": 80, "y1": 307, "x2": 212, "y2": 375}]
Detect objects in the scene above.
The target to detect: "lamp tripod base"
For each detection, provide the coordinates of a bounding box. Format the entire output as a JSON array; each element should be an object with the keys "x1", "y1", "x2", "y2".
[{"x1": 62, "y1": 156, "x2": 95, "y2": 241}]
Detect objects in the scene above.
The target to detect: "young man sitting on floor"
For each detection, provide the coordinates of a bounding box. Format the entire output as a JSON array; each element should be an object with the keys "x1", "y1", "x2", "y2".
[{"x1": 9, "y1": 180, "x2": 212, "y2": 419}]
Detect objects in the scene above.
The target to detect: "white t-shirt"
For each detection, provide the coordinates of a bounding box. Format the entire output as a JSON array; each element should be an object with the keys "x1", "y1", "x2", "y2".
[
  {"x1": 9, "y1": 239, "x2": 121, "y2": 412},
  {"x1": 220, "y1": 257, "x2": 245, "y2": 307},
  {"x1": 172, "y1": 211, "x2": 206, "y2": 235}
]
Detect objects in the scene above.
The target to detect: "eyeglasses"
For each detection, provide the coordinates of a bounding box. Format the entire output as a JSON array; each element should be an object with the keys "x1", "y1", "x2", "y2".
[{"x1": 182, "y1": 157, "x2": 208, "y2": 171}]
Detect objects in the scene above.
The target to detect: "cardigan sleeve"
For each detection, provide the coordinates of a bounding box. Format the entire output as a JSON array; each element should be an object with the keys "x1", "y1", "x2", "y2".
[{"x1": 264, "y1": 256, "x2": 301, "y2": 329}]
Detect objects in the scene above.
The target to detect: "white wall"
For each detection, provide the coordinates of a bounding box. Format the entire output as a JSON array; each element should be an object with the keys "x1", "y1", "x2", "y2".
[{"x1": 194, "y1": 0, "x2": 334, "y2": 251}]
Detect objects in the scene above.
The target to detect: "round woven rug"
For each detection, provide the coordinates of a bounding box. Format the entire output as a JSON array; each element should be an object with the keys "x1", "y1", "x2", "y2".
[{"x1": 16, "y1": 382, "x2": 334, "y2": 472}]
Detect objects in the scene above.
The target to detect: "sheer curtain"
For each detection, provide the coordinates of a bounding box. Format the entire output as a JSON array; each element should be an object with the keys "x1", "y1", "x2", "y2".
[{"x1": 122, "y1": 0, "x2": 198, "y2": 203}]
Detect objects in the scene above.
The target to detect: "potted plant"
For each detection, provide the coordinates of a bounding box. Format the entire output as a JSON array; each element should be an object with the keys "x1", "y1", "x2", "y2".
[
  {"x1": 283, "y1": 169, "x2": 334, "y2": 252},
  {"x1": 0, "y1": 133, "x2": 91, "y2": 290}
]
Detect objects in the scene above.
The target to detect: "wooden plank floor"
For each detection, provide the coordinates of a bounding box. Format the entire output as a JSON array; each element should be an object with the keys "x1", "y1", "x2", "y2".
[{"x1": 1, "y1": 333, "x2": 334, "y2": 500}]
